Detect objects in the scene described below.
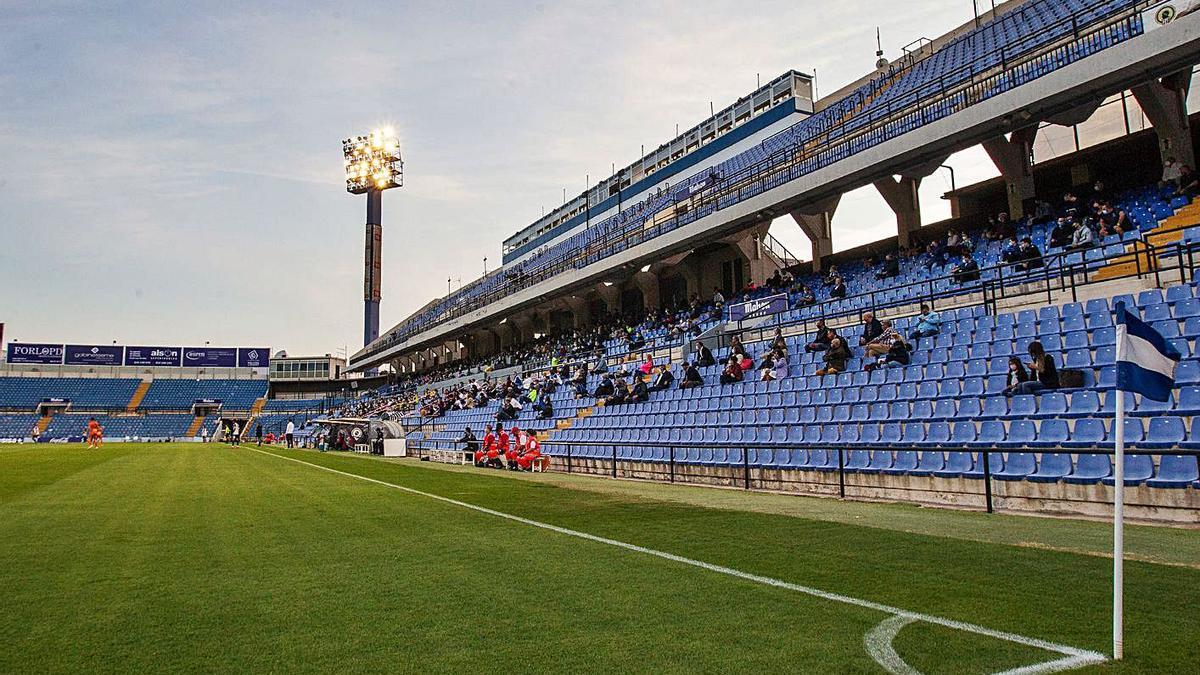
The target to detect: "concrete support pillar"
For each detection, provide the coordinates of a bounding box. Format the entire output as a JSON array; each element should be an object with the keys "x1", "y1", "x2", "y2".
[
  {"x1": 510, "y1": 313, "x2": 536, "y2": 343},
  {"x1": 982, "y1": 126, "x2": 1039, "y2": 219},
  {"x1": 632, "y1": 271, "x2": 661, "y2": 312},
  {"x1": 594, "y1": 283, "x2": 621, "y2": 316},
  {"x1": 725, "y1": 227, "x2": 772, "y2": 286},
  {"x1": 873, "y1": 176, "x2": 922, "y2": 249},
  {"x1": 563, "y1": 296, "x2": 592, "y2": 330},
  {"x1": 1132, "y1": 69, "x2": 1195, "y2": 171},
  {"x1": 790, "y1": 195, "x2": 841, "y2": 273}
]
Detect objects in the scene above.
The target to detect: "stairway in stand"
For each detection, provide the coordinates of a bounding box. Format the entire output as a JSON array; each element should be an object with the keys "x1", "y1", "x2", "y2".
[
  {"x1": 186, "y1": 416, "x2": 205, "y2": 438},
  {"x1": 1093, "y1": 201, "x2": 1200, "y2": 281},
  {"x1": 126, "y1": 379, "x2": 151, "y2": 412}
]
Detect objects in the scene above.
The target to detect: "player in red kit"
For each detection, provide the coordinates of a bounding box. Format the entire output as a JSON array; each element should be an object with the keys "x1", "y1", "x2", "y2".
[
  {"x1": 477, "y1": 425, "x2": 495, "y2": 466},
  {"x1": 517, "y1": 429, "x2": 542, "y2": 471}
]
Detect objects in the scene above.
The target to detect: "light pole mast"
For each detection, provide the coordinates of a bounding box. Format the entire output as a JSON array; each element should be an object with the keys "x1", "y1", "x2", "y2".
[{"x1": 342, "y1": 128, "x2": 403, "y2": 351}]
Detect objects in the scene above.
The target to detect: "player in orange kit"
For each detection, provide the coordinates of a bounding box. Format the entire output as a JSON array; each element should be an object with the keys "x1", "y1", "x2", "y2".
[{"x1": 85, "y1": 417, "x2": 103, "y2": 449}]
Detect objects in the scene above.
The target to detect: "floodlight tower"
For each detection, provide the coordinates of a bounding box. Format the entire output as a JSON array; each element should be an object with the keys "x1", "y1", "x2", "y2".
[{"x1": 342, "y1": 128, "x2": 403, "y2": 350}]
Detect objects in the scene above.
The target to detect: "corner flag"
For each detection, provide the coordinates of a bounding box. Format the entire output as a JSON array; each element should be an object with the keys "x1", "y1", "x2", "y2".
[
  {"x1": 1110, "y1": 301, "x2": 1181, "y2": 660},
  {"x1": 1114, "y1": 302, "x2": 1182, "y2": 401}
]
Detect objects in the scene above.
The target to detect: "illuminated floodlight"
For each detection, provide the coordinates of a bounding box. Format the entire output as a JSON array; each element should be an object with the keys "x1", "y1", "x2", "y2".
[{"x1": 342, "y1": 128, "x2": 403, "y2": 194}]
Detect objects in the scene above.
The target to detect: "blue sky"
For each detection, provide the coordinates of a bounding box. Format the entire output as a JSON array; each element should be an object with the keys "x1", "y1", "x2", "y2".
[{"x1": 0, "y1": 1, "x2": 1002, "y2": 357}]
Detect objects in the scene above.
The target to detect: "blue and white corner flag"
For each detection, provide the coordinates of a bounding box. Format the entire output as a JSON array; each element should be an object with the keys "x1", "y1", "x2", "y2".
[{"x1": 1115, "y1": 302, "x2": 1182, "y2": 402}]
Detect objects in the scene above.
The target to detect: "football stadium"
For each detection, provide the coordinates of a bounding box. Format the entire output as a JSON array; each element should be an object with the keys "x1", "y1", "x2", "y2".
[{"x1": 4, "y1": 0, "x2": 1200, "y2": 672}]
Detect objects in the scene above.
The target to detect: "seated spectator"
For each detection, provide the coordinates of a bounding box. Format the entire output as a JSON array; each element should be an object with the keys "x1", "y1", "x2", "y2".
[
  {"x1": 1176, "y1": 165, "x2": 1199, "y2": 200},
  {"x1": 1015, "y1": 238, "x2": 1044, "y2": 271},
  {"x1": 770, "y1": 328, "x2": 788, "y2": 355},
  {"x1": 628, "y1": 331, "x2": 646, "y2": 351},
  {"x1": 537, "y1": 395, "x2": 554, "y2": 419},
  {"x1": 1162, "y1": 155, "x2": 1183, "y2": 189},
  {"x1": 458, "y1": 427, "x2": 479, "y2": 454},
  {"x1": 865, "y1": 319, "x2": 901, "y2": 358},
  {"x1": 1012, "y1": 341, "x2": 1060, "y2": 395},
  {"x1": 771, "y1": 353, "x2": 789, "y2": 380},
  {"x1": 858, "y1": 312, "x2": 883, "y2": 347},
  {"x1": 875, "y1": 254, "x2": 899, "y2": 280},
  {"x1": 758, "y1": 351, "x2": 775, "y2": 381},
  {"x1": 629, "y1": 376, "x2": 649, "y2": 403},
  {"x1": 679, "y1": 361, "x2": 703, "y2": 389},
  {"x1": 571, "y1": 366, "x2": 589, "y2": 398},
  {"x1": 739, "y1": 353, "x2": 755, "y2": 372},
  {"x1": 1066, "y1": 219, "x2": 1097, "y2": 251},
  {"x1": 1002, "y1": 356, "x2": 1030, "y2": 396},
  {"x1": 881, "y1": 338, "x2": 911, "y2": 368},
  {"x1": 712, "y1": 287, "x2": 726, "y2": 307},
  {"x1": 796, "y1": 284, "x2": 816, "y2": 306},
  {"x1": 694, "y1": 341, "x2": 717, "y2": 367},
  {"x1": 805, "y1": 320, "x2": 832, "y2": 352},
  {"x1": 495, "y1": 397, "x2": 519, "y2": 422},
  {"x1": 729, "y1": 336, "x2": 747, "y2": 360},
  {"x1": 593, "y1": 374, "x2": 615, "y2": 399},
  {"x1": 639, "y1": 354, "x2": 655, "y2": 376},
  {"x1": 1049, "y1": 217, "x2": 1075, "y2": 249},
  {"x1": 648, "y1": 364, "x2": 675, "y2": 392},
  {"x1": 815, "y1": 337, "x2": 851, "y2": 376},
  {"x1": 951, "y1": 254, "x2": 980, "y2": 284},
  {"x1": 909, "y1": 304, "x2": 942, "y2": 341},
  {"x1": 829, "y1": 276, "x2": 847, "y2": 298},
  {"x1": 1000, "y1": 237, "x2": 1022, "y2": 266},
  {"x1": 590, "y1": 350, "x2": 610, "y2": 374},
  {"x1": 719, "y1": 357, "x2": 744, "y2": 385},
  {"x1": 823, "y1": 265, "x2": 840, "y2": 286},
  {"x1": 606, "y1": 377, "x2": 630, "y2": 405}
]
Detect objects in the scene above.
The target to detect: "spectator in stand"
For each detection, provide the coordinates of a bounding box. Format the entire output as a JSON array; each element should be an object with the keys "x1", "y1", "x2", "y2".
[
  {"x1": 865, "y1": 319, "x2": 901, "y2": 358},
  {"x1": 1162, "y1": 155, "x2": 1183, "y2": 189},
  {"x1": 628, "y1": 330, "x2": 647, "y2": 351},
  {"x1": 1001, "y1": 237, "x2": 1022, "y2": 267},
  {"x1": 590, "y1": 350, "x2": 610, "y2": 374},
  {"x1": 881, "y1": 337, "x2": 911, "y2": 368},
  {"x1": 1066, "y1": 219, "x2": 1097, "y2": 251},
  {"x1": 648, "y1": 364, "x2": 675, "y2": 392},
  {"x1": 571, "y1": 365, "x2": 589, "y2": 398},
  {"x1": 1175, "y1": 165, "x2": 1199, "y2": 200},
  {"x1": 639, "y1": 353, "x2": 655, "y2": 377},
  {"x1": 909, "y1": 304, "x2": 942, "y2": 341},
  {"x1": 829, "y1": 276, "x2": 847, "y2": 298},
  {"x1": 604, "y1": 377, "x2": 628, "y2": 405},
  {"x1": 816, "y1": 336, "x2": 851, "y2": 376},
  {"x1": 1062, "y1": 192, "x2": 1081, "y2": 218},
  {"x1": 951, "y1": 253, "x2": 980, "y2": 284},
  {"x1": 459, "y1": 426, "x2": 479, "y2": 458},
  {"x1": 1049, "y1": 217, "x2": 1075, "y2": 249},
  {"x1": 679, "y1": 361, "x2": 703, "y2": 389},
  {"x1": 1002, "y1": 356, "x2": 1031, "y2": 395},
  {"x1": 758, "y1": 351, "x2": 775, "y2": 381},
  {"x1": 772, "y1": 353, "x2": 790, "y2": 380},
  {"x1": 805, "y1": 320, "x2": 832, "y2": 352},
  {"x1": 770, "y1": 328, "x2": 788, "y2": 355},
  {"x1": 1012, "y1": 341, "x2": 1060, "y2": 395},
  {"x1": 496, "y1": 397, "x2": 519, "y2": 422},
  {"x1": 796, "y1": 284, "x2": 816, "y2": 306},
  {"x1": 629, "y1": 376, "x2": 649, "y2": 403},
  {"x1": 719, "y1": 356, "x2": 745, "y2": 385},
  {"x1": 824, "y1": 265, "x2": 840, "y2": 286},
  {"x1": 729, "y1": 335, "x2": 747, "y2": 360},
  {"x1": 694, "y1": 340, "x2": 716, "y2": 367},
  {"x1": 712, "y1": 287, "x2": 726, "y2": 307},
  {"x1": 1015, "y1": 238, "x2": 1044, "y2": 272},
  {"x1": 593, "y1": 374, "x2": 615, "y2": 399},
  {"x1": 858, "y1": 312, "x2": 883, "y2": 347},
  {"x1": 875, "y1": 254, "x2": 899, "y2": 280}
]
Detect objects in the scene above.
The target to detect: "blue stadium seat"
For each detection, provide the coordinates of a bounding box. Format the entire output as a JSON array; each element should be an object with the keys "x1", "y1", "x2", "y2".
[
  {"x1": 994, "y1": 453, "x2": 1037, "y2": 480},
  {"x1": 1027, "y1": 453, "x2": 1072, "y2": 483},
  {"x1": 1145, "y1": 455, "x2": 1200, "y2": 488},
  {"x1": 1101, "y1": 455, "x2": 1155, "y2": 486},
  {"x1": 1063, "y1": 454, "x2": 1112, "y2": 484}
]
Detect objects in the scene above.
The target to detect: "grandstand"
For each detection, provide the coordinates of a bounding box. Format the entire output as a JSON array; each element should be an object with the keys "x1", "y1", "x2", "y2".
[
  {"x1": 351, "y1": 0, "x2": 1200, "y2": 371},
  {"x1": 320, "y1": 0, "x2": 1200, "y2": 527}
]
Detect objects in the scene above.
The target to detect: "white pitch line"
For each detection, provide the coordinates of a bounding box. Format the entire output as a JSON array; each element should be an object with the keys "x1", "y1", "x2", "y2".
[
  {"x1": 864, "y1": 615, "x2": 922, "y2": 675},
  {"x1": 247, "y1": 448, "x2": 1108, "y2": 673}
]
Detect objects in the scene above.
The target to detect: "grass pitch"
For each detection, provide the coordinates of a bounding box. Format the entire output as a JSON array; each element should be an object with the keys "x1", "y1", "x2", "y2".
[{"x1": 0, "y1": 443, "x2": 1196, "y2": 673}]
